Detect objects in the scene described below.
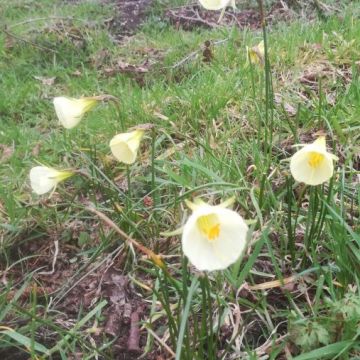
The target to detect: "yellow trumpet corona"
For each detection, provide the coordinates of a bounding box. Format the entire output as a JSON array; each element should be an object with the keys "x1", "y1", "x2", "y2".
[
  {"x1": 290, "y1": 136, "x2": 338, "y2": 186},
  {"x1": 246, "y1": 40, "x2": 265, "y2": 66},
  {"x1": 182, "y1": 199, "x2": 248, "y2": 271}
]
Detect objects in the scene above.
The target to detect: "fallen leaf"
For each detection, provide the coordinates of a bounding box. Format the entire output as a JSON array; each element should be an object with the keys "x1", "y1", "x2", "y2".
[
  {"x1": 32, "y1": 143, "x2": 41, "y2": 157},
  {"x1": 71, "y1": 70, "x2": 82, "y2": 77},
  {"x1": 34, "y1": 76, "x2": 56, "y2": 86},
  {"x1": 153, "y1": 111, "x2": 169, "y2": 121},
  {"x1": 117, "y1": 60, "x2": 149, "y2": 74},
  {"x1": 0, "y1": 144, "x2": 14, "y2": 163}
]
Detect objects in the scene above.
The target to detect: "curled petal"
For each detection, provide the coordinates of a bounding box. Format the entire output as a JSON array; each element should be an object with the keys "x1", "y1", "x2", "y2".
[{"x1": 109, "y1": 130, "x2": 145, "y2": 164}]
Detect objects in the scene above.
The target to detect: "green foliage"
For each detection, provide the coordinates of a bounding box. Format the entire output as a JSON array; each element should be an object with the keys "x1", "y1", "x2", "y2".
[
  {"x1": 1, "y1": 0, "x2": 360, "y2": 358},
  {"x1": 289, "y1": 291, "x2": 360, "y2": 353}
]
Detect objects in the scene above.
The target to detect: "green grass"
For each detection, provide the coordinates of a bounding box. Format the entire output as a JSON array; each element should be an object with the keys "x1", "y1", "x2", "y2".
[{"x1": 1, "y1": 0, "x2": 360, "y2": 358}]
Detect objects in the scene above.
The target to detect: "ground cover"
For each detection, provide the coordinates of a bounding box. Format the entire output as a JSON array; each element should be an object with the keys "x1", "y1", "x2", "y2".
[{"x1": 0, "y1": 0, "x2": 359, "y2": 358}]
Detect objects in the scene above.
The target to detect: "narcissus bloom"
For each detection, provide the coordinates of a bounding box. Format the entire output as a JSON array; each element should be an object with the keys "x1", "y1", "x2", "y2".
[
  {"x1": 198, "y1": 0, "x2": 235, "y2": 11},
  {"x1": 109, "y1": 129, "x2": 145, "y2": 165},
  {"x1": 182, "y1": 199, "x2": 249, "y2": 271},
  {"x1": 290, "y1": 136, "x2": 338, "y2": 186},
  {"x1": 53, "y1": 96, "x2": 99, "y2": 129},
  {"x1": 246, "y1": 40, "x2": 265, "y2": 66},
  {"x1": 30, "y1": 166, "x2": 74, "y2": 195}
]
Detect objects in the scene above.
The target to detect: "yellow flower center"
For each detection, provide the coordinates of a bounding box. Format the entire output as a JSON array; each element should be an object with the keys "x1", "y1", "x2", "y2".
[
  {"x1": 197, "y1": 213, "x2": 221, "y2": 241},
  {"x1": 308, "y1": 152, "x2": 324, "y2": 168}
]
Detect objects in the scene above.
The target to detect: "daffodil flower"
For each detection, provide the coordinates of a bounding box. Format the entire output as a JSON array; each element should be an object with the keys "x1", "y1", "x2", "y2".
[
  {"x1": 246, "y1": 40, "x2": 265, "y2": 66},
  {"x1": 198, "y1": 0, "x2": 235, "y2": 11},
  {"x1": 53, "y1": 96, "x2": 99, "y2": 129},
  {"x1": 182, "y1": 199, "x2": 249, "y2": 271},
  {"x1": 109, "y1": 129, "x2": 145, "y2": 165},
  {"x1": 290, "y1": 136, "x2": 338, "y2": 186},
  {"x1": 30, "y1": 166, "x2": 74, "y2": 195}
]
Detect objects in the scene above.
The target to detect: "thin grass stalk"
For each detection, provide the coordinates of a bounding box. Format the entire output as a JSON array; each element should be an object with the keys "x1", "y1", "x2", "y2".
[
  {"x1": 30, "y1": 285, "x2": 37, "y2": 359},
  {"x1": 181, "y1": 256, "x2": 191, "y2": 358},
  {"x1": 257, "y1": 0, "x2": 274, "y2": 208},
  {"x1": 204, "y1": 274, "x2": 215, "y2": 359},
  {"x1": 154, "y1": 268, "x2": 178, "y2": 349},
  {"x1": 113, "y1": 101, "x2": 132, "y2": 209},
  {"x1": 175, "y1": 277, "x2": 199, "y2": 360},
  {"x1": 199, "y1": 276, "x2": 208, "y2": 358},
  {"x1": 248, "y1": 58, "x2": 260, "y2": 145},
  {"x1": 301, "y1": 186, "x2": 321, "y2": 266},
  {"x1": 286, "y1": 176, "x2": 296, "y2": 266}
]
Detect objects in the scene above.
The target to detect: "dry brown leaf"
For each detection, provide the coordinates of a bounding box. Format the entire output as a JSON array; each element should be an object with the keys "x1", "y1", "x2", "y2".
[
  {"x1": 0, "y1": 144, "x2": 14, "y2": 163},
  {"x1": 117, "y1": 60, "x2": 149, "y2": 74},
  {"x1": 32, "y1": 143, "x2": 41, "y2": 157},
  {"x1": 71, "y1": 70, "x2": 82, "y2": 77}
]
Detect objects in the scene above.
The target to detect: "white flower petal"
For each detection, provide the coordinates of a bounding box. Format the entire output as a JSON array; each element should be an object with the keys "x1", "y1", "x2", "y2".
[
  {"x1": 198, "y1": 0, "x2": 231, "y2": 10},
  {"x1": 182, "y1": 205, "x2": 248, "y2": 271},
  {"x1": 53, "y1": 97, "x2": 97, "y2": 129},
  {"x1": 29, "y1": 166, "x2": 73, "y2": 195},
  {"x1": 109, "y1": 130, "x2": 144, "y2": 164},
  {"x1": 30, "y1": 166, "x2": 59, "y2": 195}
]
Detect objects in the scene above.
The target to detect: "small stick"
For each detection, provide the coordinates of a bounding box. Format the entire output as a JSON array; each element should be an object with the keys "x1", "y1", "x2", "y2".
[
  {"x1": 145, "y1": 325, "x2": 176, "y2": 358},
  {"x1": 2, "y1": 27, "x2": 57, "y2": 53},
  {"x1": 85, "y1": 205, "x2": 164, "y2": 268},
  {"x1": 127, "y1": 310, "x2": 141, "y2": 352},
  {"x1": 8, "y1": 16, "x2": 87, "y2": 29},
  {"x1": 38, "y1": 240, "x2": 59, "y2": 275}
]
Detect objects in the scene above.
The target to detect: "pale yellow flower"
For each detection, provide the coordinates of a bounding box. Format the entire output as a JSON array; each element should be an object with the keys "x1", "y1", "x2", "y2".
[
  {"x1": 30, "y1": 166, "x2": 74, "y2": 195},
  {"x1": 53, "y1": 96, "x2": 99, "y2": 129},
  {"x1": 246, "y1": 40, "x2": 265, "y2": 66},
  {"x1": 198, "y1": 0, "x2": 235, "y2": 10},
  {"x1": 182, "y1": 199, "x2": 249, "y2": 271},
  {"x1": 290, "y1": 136, "x2": 338, "y2": 186},
  {"x1": 109, "y1": 130, "x2": 145, "y2": 165}
]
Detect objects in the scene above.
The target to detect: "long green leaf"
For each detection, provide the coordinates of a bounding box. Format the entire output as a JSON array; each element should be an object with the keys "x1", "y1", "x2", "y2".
[
  {"x1": 0, "y1": 330, "x2": 49, "y2": 355},
  {"x1": 175, "y1": 277, "x2": 199, "y2": 360},
  {"x1": 292, "y1": 340, "x2": 354, "y2": 360}
]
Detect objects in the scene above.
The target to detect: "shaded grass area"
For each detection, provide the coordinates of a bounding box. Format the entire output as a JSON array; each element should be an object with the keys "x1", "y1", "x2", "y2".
[{"x1": 1, "y1": 0, "x2": 360, "y2": 358}]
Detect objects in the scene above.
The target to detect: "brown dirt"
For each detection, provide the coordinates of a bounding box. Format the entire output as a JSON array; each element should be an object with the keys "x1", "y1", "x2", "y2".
[
  {"x1": 105, "y1": 0, "x2": 153, "y2": 39},
  {"x1": 1, "y1": 231, "x2": 150, "y2": 358},
  {"x1": 164, "y1": 0, "x2": 342, "y2": 31}
]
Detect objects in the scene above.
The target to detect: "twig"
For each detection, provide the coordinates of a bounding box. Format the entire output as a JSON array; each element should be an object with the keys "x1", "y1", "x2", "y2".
[
  {"x1": 7, "y1": 16, "x2": 88, "y2": 29},
  {"x1": 168, "y1": 38, "x2": 228, "y2": 69},
  {"x1": 2, "y1": 27, "x2": 57, "y2": 53},
  {"x1": 85, "y1": 205, "x2": 164, "y2": 267},
  {"x1": 168, "y1": 8, "x2": 217, "y2": 29},
  {"x1": 127, "y1": 310, "x2": 141, "y2": 352},
  {"x1": 38, "y1": 240, "x2": 59, "y2": 275},
  {"x1": 144, "y1": 325, "x2": 176, "y2": 358}
]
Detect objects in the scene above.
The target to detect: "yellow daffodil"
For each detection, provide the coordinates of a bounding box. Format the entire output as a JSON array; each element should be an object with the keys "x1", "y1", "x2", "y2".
[
  {"x1": 290, "y1": 136, "x2": 338, "y2": 186},
  {"x1": 109, "y1": 129, "x2": 145, "y2": 165},
  {"x1": 198, "y1": 0, "x2": 235, "y2": 10},
  {"x1": 53, "y1": 96, "x2": 99, "y2": 129},
  {"x1": 246, "y1": 40, "x2": 265, "y2": 66},
  {"x1": 30, "y1": 166, "x2": 74, "y2": 195},
  {"x1": 182, "y1": 199, "x2": 249, "y2": 271}
]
